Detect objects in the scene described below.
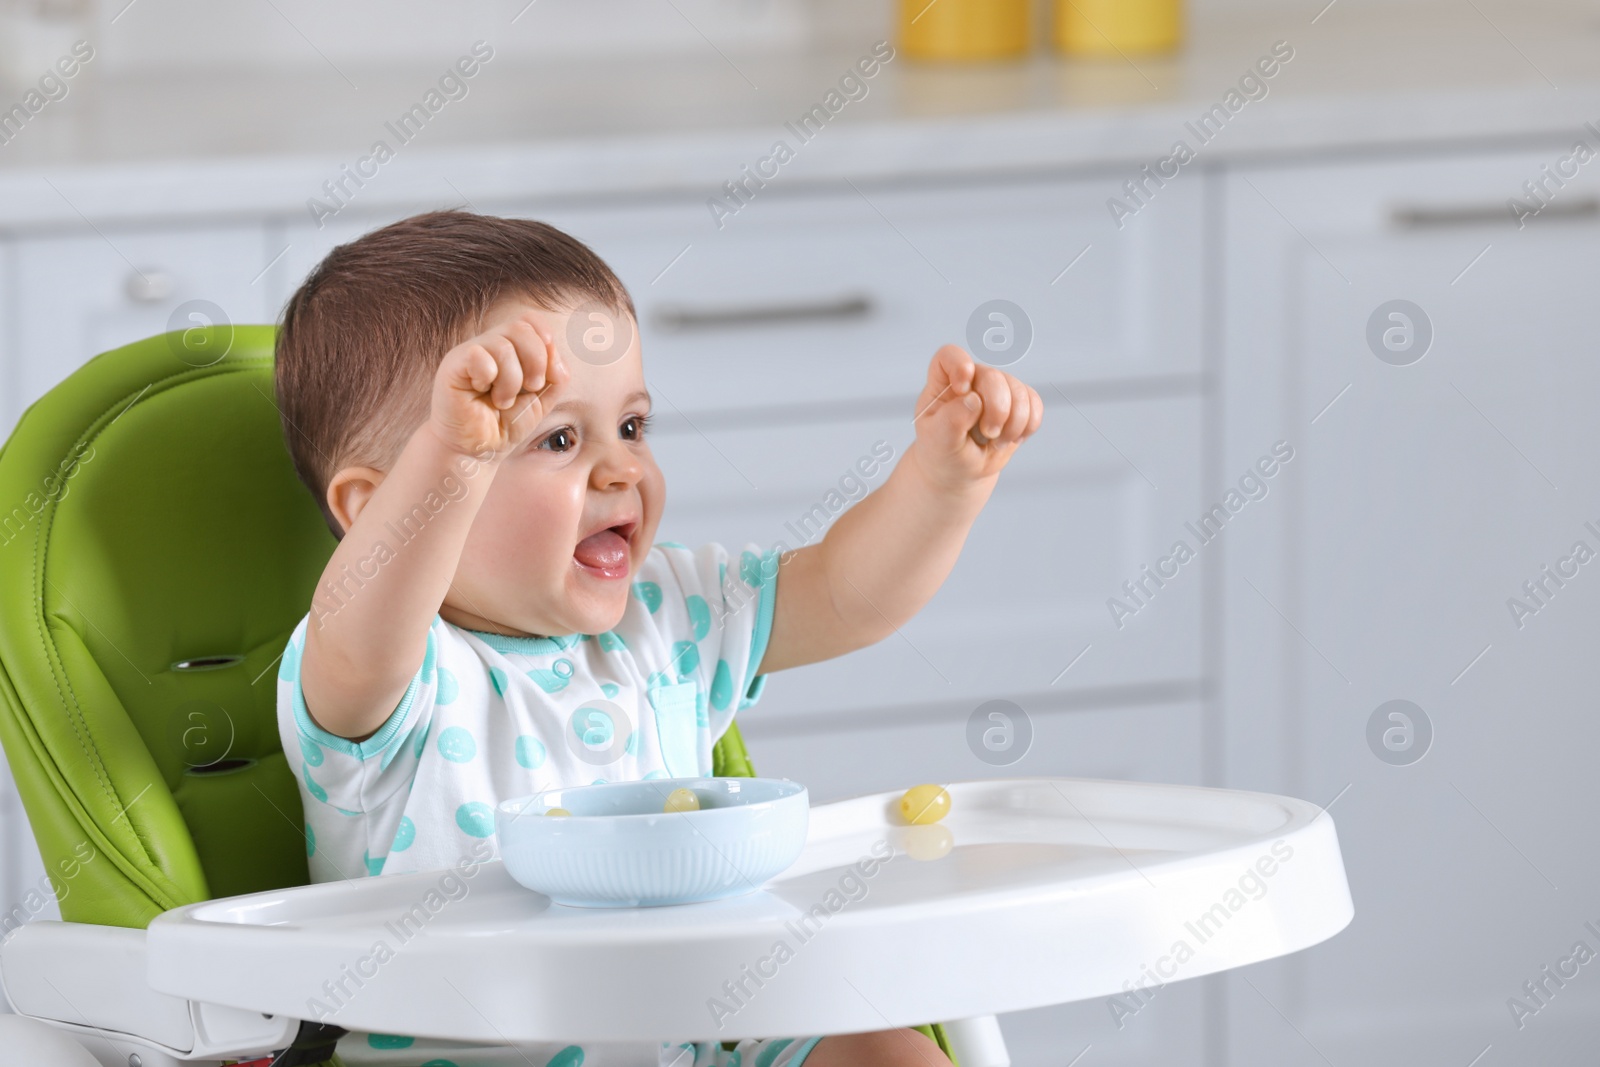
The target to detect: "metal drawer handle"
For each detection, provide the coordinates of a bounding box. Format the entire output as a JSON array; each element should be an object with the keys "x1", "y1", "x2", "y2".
[
  {"x1": 1392, "y1": 197, "x2": 1600, "y2": 229},
  {"x1": 653, "y1": 294, "x2": 873, "y2": 332}
]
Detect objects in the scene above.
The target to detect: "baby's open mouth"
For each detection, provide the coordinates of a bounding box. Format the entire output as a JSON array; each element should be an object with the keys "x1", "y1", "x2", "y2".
[{"x1": 573, "y1": 520, "x2": 636, "y2": 580}]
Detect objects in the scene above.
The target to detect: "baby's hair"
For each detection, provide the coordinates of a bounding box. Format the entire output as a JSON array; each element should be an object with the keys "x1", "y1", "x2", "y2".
[{"x1": 274, "y1": 209, "x2": 635, "y2": 539}]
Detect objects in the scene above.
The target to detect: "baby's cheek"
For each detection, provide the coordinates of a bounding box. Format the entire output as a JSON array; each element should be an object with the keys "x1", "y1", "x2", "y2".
[{"x1": 500, "y1": 484, "x2": 577, "y2": 556}]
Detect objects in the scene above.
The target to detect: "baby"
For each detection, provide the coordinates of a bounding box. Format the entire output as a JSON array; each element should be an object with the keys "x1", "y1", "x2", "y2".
[{"x1": 273, "y1": 210, "x2": 1041, "y2": 1067}]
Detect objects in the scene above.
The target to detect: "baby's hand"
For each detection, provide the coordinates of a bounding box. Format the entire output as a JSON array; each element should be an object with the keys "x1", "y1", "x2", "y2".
[
  {"x1": 911, "y1": 344, "x2": 1042, "y2": 489},
  {"x1": 429, "y1": 313, "x2": 569, "y2": 458}
]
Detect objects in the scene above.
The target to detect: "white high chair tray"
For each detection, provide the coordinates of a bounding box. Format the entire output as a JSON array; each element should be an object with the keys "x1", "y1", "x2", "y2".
[{"x1": 146, "y1": 777, "x2": 1353, "y2": 1044}]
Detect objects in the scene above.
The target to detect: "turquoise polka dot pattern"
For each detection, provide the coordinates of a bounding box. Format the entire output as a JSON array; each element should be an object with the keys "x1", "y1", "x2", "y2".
[
  {"x1": 547, "y1": 1045, "x2": 586, "y2": 1067},
  {"x1": 740, "y1": 549, "x2": 765, "y2": 589},
  {"x1": 305, "y1": 823, "x2": 315, "y2": 857},
  {"x1": 334, "y1": 806, "x2": 360, "y2": 817},
  {"x1": 436, "y1": 666, "x2": 459, "y2": 705},
  {"x1": 366, "y1": 1034, "x2": 414, "y2": 1049},
  {"x1": 302, "y1": 764, "x2": 327, "y2": 803},
  {"x1": 597, "y1": 630, "x2": 627, "y2": 653},
  {"x1": 632, "y1": 581, "x2": 663, "y2": 613},
  {"x1": 726, "y1": 1051, "x2": 742, "y2": 1067},
  {"x1": 647, "y1": 669, "x2": 671, "y2": 689},
  {"x1": 412, "y1": 721, "x2": 430, "y2": 759},
  {"x1": 515, "y1": 735, "x2": 547, "y2": 770},
  {"x1": 455, "y1": 802, "x2": 495, "y2": 838},
  {"x1": 754, "y1": 1038, "x2": 793, "y2": 1067},
  {"x1": 298, "y1": 734, "x2": 324, "y2": 767},
  {"x1": 711, "y1": 659, "x2": 734, "y2": 711},
  {"x1": 363, "y1": 850, "x2": 385, "y2": 876},
  {"x1": 672, "y1": 639, "x2": 700, "y2": 679},
  {"x1": 392, "y1": 815, "x2": 416, "y2": 852},
  {"x1": 489, "y1": 667, "x2": 508, "y2": 696},
  {"x1": 592, "y1": 778, "x2": 607, "y2": 785},
  {"x1": 436, "y1": 725, "x2": 477, "y2": 763},
  {"x1": 527, "y1": 659, "x2": 574, "y2": 693},
  {"x1": 685, "y1": 594, "x2": 711, "y2": 640},
  {"x1": 625, "y1": 730, "x2": 641, "y2": 757},
  {"x1": 421, "y1": 1061, "x2": 461, "y2": 1067},
  {"x1": 656, "y1": 540, "x2": 689, "y2": 550},
  {"x1": 601, "y1": 682, "x2": 620, "y2": 698}
]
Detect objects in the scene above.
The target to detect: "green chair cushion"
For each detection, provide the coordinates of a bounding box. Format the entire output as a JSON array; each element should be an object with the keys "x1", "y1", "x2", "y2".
[{"x1": 0, "y1": 327, "x2": 334, "y2": 925}]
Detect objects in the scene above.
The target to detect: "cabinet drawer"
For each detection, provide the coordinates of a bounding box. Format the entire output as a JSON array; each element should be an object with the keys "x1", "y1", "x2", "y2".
[
  {"x1": 552, "y1": 176, "x2": 1202, "y2": 412},
  {"x1": 9, "y1": 224, "x2": 275, "y2": 431},
  {"x1": 647, "y1": 392, "x2": 1204, "y2": 718},
  {"x1": 280, "y1": 173, "x2": 1203, "y2": 415}
]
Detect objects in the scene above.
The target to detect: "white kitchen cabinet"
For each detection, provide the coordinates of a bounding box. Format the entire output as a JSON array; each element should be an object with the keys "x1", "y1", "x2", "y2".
[
  {"x1": 5, "y1": 223, "x2": 278, "y2": 432},
  {"x1": 0, "y1": 747, "x2": 56, "y2": 1013},
  {"x1": 1221, "y1": 147, "x2": 1600, "y2": 1064},
  {"x1": 647, "y1": 391, "x2": 1204, "y2": 722},
  {"x1": 0, "y1": 237, "x2": 8, "y2": 406},
  {"x1": 0, "y1": 237, "x2": 61, "y2": 992}
]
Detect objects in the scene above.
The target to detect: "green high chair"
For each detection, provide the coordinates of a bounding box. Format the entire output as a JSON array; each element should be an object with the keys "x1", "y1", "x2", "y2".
[{"x1": 0, "y1": 328, "x2": 979, "y2": 1066}]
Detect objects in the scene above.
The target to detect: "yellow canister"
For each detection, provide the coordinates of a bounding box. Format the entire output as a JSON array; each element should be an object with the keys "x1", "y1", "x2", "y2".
[
  {"x1": 900, "y1": 0, "x2": 1031, "y2": 62},
  {"x1": 1055, "y1": 0, "x2": 1183, "y2": 56}
]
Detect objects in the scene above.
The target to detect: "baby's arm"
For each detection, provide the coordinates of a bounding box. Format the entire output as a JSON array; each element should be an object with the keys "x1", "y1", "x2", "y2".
[
  {"x1": 298, "y1": 313, "x2": 567, "y2": 742},
  {"x1": 759, "y1": 345, "x2": 1042, "y2": 673}
]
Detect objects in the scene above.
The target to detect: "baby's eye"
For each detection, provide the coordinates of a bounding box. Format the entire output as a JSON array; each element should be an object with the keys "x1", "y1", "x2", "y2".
[
  {"x1": 620, "y1": 414, "x2": 652, "y2": 442},
  {"x1": 538, "y1": 427, "x2": 577, "y2": 453}
]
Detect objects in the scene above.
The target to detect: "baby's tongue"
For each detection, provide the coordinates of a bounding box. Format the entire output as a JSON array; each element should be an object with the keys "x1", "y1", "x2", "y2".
[{"x1": 574, "y1": 528, "x2": 628, "y2": 570}]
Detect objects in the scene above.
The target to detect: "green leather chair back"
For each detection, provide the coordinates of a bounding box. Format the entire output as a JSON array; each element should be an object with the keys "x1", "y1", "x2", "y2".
[
  {"x1": 0, "y1": 325, "x2": 759, "y2": 930},
  {"x1": 0, "y1": 326, "x2": 330, "y2": 927}
]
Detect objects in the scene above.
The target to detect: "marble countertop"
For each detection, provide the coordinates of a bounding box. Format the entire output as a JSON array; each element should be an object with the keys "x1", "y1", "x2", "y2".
[{"x1": 0, "y1": 0, "x2": 1596, "y2": 227}]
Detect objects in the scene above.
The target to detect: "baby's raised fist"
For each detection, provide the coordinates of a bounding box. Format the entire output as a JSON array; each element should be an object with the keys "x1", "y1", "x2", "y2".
[
  {"x1": 911, "y1": 344, "x2": 1042, "y2": 488},
  {"x1": 430, "y1": 313, "x2": 568, "y2": 459}
]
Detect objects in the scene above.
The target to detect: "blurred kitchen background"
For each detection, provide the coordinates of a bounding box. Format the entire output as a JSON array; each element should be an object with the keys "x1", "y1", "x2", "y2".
[{"x1": 3, "y1": 0, "x2": 1600, "y2": 1063}]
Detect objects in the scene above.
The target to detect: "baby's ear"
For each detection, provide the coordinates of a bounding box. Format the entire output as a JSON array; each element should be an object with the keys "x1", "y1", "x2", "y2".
[{"x1": 326, "y1": 465, "x2": 387, "y2": 537}]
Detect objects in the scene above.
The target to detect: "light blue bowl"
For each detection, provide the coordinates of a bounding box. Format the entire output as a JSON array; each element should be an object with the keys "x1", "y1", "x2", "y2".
[{"x1": 495, "y1": 777, "x2": 809, "y2": 907}]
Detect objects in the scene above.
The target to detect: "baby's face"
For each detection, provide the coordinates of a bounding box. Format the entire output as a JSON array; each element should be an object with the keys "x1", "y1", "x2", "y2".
[{"x1": 439, "y1": 297, "x2": 664, "y2": 639}]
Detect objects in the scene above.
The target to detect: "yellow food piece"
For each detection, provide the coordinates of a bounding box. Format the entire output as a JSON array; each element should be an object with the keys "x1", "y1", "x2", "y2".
[
  {"x1": 546, "y1": 807, "x2": 572, "y2": 817},
  {"x1": 899, "y1": 784, "x2": 951, "y2": 825},
  {"x1": 664, "y1": 788, "x2": 701, "y2": 813}
]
